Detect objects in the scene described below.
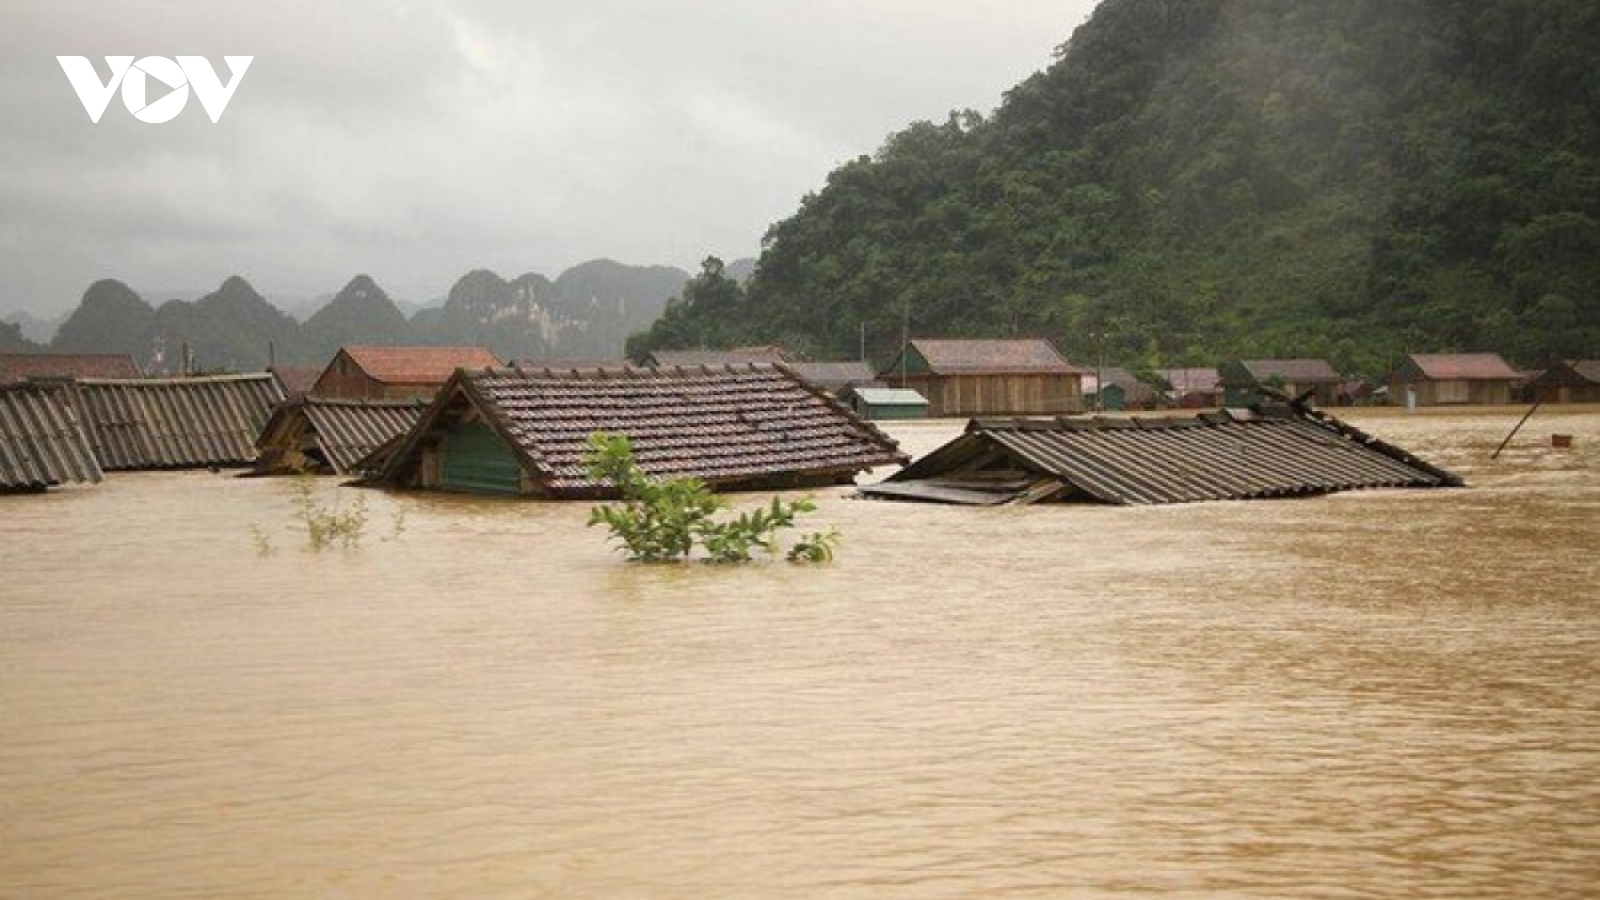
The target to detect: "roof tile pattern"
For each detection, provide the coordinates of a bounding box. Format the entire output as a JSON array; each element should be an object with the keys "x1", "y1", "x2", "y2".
[
  {"x1": 67, "y1": 374, "x2": 285, "y2": 470},
  {"x1": 342, "y1": 346, "x2": 500, "y2": 385},
  {"x1": 0, "y1": 383, "x2": 102, "y2": 488},
  {"x1": 909, "y1": 339, "x2": 1081, "y2": 374},
  {"x1": 460, "y1": 364, "x2": 906, "y2": 494}
]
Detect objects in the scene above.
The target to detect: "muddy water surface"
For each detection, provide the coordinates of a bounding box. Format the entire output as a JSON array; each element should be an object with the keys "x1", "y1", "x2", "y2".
[{"x1": 2, "y1": 409, "x2": 1597, "y2": 898}]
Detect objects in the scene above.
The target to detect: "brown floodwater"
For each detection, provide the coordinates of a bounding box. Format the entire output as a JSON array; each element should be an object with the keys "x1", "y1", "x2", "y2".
[{"x1": 2, "y1": 409, "x2": 1597, "y2": 899}]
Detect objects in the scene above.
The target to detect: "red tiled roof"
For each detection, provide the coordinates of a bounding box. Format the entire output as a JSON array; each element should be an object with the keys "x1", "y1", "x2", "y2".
[
  {"x1": 341, "y1": 346, "x2": 500, "y2": 385},
  {"x1": 380, "y1": 364, "x2": 907, "y2": 496},
  {"x1": 0, "y1": 353, "x2": 142, "y2": 382},
  {"x1": 904, "y1": 339, "x2": 1083, "y2": 374},
  {"x1": 1403, "y1": 353, "x2": 1521, "y2": 381}
]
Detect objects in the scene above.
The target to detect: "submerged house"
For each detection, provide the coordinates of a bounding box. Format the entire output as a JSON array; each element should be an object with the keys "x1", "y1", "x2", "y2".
[
  {"x1": 310, "y1": 345, "x2": 501, "y2": 400},
  {"x1": 860, "y1": 404, "x2": 1461, "y2": 506},
  {"x1": 60, "y1": 374, "x2": 285, "y2": 471},
  {"x1": 1386, "y1": 353, "x2": 1523, "y2": 407},
  {"x1": 878, "y1": 339, "x2": 1086, "y2": 417},
  {"x1": 0, "y1": 382, "x2": 103, "y2": 491},
  {"x1": 839, "y1": 386, "x2": 930, "y2": 421},
  {"x1": 254, "y1": 396, "x2": 428, "y2": 476},
  {"x1": 1220, "y1": 359, "x2": 1343, "y2": 407},
  {"x1": 784, "y1": 361, "x2": 880, "y2": 397},
  {"x1": 367, "y1": 364, "x2": 908, "y2": 498},
  {"x1": 1527, "y1": 360, "x2": 1600, "y2": 404},
  {"x1": 1157, "y1": 367, "x2": 1224, "y2": 408}
]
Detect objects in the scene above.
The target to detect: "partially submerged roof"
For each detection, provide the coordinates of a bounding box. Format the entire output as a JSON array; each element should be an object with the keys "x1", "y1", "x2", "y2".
[
  {"x1": 333, "y1": 345, "x2": 501, "y2": 385},
  {"x1": 860, "y1": 405, "x2": 1462, "y2": 506},
  {"x1": 0, "y1": 383, "x2": 102, "y2": 490},
  {"x1": 1225, "y1": 359, "x2": 1342, "y2": 384},
  {"x1": 843, "y1": 386, "x2": 929, "y2": 406},
  {"x1": 1158, "y1": 367, "x2": 1223, "y2": 393},
  {"x1": 1530, "y1": 360, "x2": 1600, "y2": 386},
  {"x1": 1396, "y1": 353, "x2": 1522, "y2": 381},
  {"x1": 371, "y1": 363, "x2": 908, "y2": 497},
  {"x1": 884, "y1": 338, "x2": 1081, "y2": 375},
  {"x1": 0, "y1": 352, "x2": 142, "y2": 383},
  {"x1": 62, "y1": 374, "x2": 286, "y2": 470},
  {"x1": 254, "y1": 396, "x2": 427, "y2": 475}
]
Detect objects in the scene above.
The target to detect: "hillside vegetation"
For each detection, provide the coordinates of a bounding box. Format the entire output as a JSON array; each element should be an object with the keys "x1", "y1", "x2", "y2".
[{"x1": 631, "y1": 0, "x2": 1600, "y2": 376}]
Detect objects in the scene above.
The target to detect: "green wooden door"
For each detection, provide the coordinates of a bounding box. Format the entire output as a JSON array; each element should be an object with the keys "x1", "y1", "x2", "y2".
[{"x1": 440, "y1": 421, "x2": 522, "y2": 495}]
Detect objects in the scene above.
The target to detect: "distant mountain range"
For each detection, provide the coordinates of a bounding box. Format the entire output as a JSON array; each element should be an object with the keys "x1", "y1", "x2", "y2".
[{"x1": 20, "y1": 259, "x2": 705, "y2": 372}]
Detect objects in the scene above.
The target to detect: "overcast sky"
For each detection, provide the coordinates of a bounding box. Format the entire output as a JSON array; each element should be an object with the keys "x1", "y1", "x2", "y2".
[{"x1": 2, "y1": 0, "x2": 1101, "y2": 316}]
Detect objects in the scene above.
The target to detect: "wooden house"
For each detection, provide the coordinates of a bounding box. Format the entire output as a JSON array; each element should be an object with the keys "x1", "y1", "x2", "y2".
[
  {"x1": 839, "y1": 386, "x2": 929, "y2": 421},
  {"x1": 1220, "y1": 359, "x2": 1343, "y2": 407},
  {"x1": 860, "y1": 404, "x2": 1461, "y2": 507},
  {"x1": 1082, "y1": 367, "x2": 1162, "y2": 411},
  {"x1": 253, "y1": 396, "x2": 428, "y2": 476},
  {"x1": 310, "y1": 345, "x2": 500, "y2": 400},
  {"x1": 367, "y1": 364, "x2": 908, "y2": 498},
  {"x1": 1386, "y1": 353, "x2": 1522, "y2": 407},
  {"x1": 1526, "y1": 360, "x2": 1600, "y2": 404},
  {"x1": 0, "y1": 352, "x2": 142, "y2": 384},
  {"x1": 0, "y1": 382, "x2": 102, "y2": 491},
  {"x1": 877, "y1": 339, "x2": 1085, "y2": 417}
]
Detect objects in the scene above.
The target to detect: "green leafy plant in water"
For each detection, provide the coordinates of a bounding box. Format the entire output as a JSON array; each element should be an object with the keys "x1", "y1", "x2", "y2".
[
  {"x1": 291, "y1": 473, "x2": 368, "y2": 551},
  {"x1": 583, "y1": 432, "x2": 839, "y2": 564}
]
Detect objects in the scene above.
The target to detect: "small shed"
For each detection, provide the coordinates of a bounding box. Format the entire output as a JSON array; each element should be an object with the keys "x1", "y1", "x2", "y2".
[
  {"x1": 0, "y1": 352, "x2": 142, "y2": 384},
  {"x1": 1220, "y1": 359, "x2": 1343, "y2": 407},
  {"x1": 310, "y1": 345, "x2": 501, "y2": 400},
  {"x1": 254, "y1": 396, "x2": 428, "y2": 475},
  {"x1": 878, "y1": 338, "x2": 1086, "y2": 417},
  {"x1": 0, "y1": 382, "x2": 103, "y2": 491},
  {"x1": 368, "y1": 364, "x2": 908, "y2": 498},
  {"x1": 61, "y1": 373, "x2": 286, "y2": 471},
  {"x1": 860, "y1": 404, "x2": 1461, "y2": 506},
  {"x1": 1386, "y1": 353, "x2": 1522, "y2": 407},
  {"x1": 1524, "y1": 360, "x2": 1600, "y2": 404},
  {"x1": 839, "y1": 386, "x2": 929, "y2": 421}
]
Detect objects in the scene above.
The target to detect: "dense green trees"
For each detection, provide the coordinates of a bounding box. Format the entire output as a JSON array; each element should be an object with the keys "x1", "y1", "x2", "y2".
[{"x1": 630, "y1": 0, "x2": 1599, "y2": 377}]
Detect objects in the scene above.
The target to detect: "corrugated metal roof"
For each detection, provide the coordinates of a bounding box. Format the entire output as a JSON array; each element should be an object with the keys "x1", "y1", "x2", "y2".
[
  {"x1": 65, "y1": 374, "x2": 286, "y2": 470},
  {"x1": 899, "y1": 339, "x2": 1082, "y2": 374},
  {"x1": 0, "y1": 353, "x2": 142, "y2": 383},
  {"x1": 1403, "y1": 353, "x2": 1522, "y2": 381},
  {"x1": 0, "y1": 383, "x2": 102, "y2": 489},
  {"x1": 374, "y1": 363, "x2": 908, "y2": 497},
  {"x1": 255, "y1": 396, "x2": 427, "y2": 475},
  {"x1": 862, "y1": 406, "x2": 1462, "y2": 506}
]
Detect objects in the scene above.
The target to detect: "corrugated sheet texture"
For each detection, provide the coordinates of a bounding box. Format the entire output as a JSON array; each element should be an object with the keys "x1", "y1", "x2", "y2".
[
  {"x1": 0, "y1": 383, "x2": 102, "y2": 489},
  {"x1": 436, "y1": 364, "x2": 906, "y2": 495},
  {"x1": 905, "y1": 339, "x2": 1080, "y2": 374},
  {"x1": 67, "y1": 374, "x2": 286, "y2": 470},
  {"x1": 257, "y1": 396, "x2": 426, "y2": 475},
  {"x1": 868, "y1": 407, "x2": 1461, "y2": 506}
]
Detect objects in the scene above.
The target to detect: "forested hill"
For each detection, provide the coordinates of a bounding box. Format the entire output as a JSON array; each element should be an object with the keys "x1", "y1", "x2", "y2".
[{"x1": 632, "y1": 0, "x2": 1600, "y2": 376}]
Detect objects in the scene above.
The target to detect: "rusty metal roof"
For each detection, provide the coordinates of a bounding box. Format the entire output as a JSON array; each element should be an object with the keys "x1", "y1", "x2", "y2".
[
  {"x1": 255, "y1": 396, "x2": 427, "y2": 475},
  {"x1": 63, "y1": 374, "x2": 286, "y2": 470},
  {"x1": 374, "y1": 364, "x2": 908, "y2": 497},
  {"x1": 0, "y1": 383, "x2": 102, "y2": 489},
  {"x1": 0, "y1": 352, "x2": 142, "y2": 383},
  {"x1": 861, "y1": 406, "x2": 1461, "y2": 506}
]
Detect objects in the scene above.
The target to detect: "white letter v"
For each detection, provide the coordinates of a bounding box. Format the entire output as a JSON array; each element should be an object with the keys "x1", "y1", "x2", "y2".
[{"x1": 58, "y1": 56, "x2": 134, "y2": 123}]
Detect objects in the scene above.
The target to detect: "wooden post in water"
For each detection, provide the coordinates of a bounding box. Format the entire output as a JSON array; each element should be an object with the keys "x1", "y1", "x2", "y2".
[{"x1": 1491, "y1": 399, "x2": 1543, "y2": 460}]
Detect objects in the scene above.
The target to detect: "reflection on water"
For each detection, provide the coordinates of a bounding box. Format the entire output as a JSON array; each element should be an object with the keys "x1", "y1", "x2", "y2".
[{"x1": 2, "y1": 410, "x2": 1597, "y2": 899}]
